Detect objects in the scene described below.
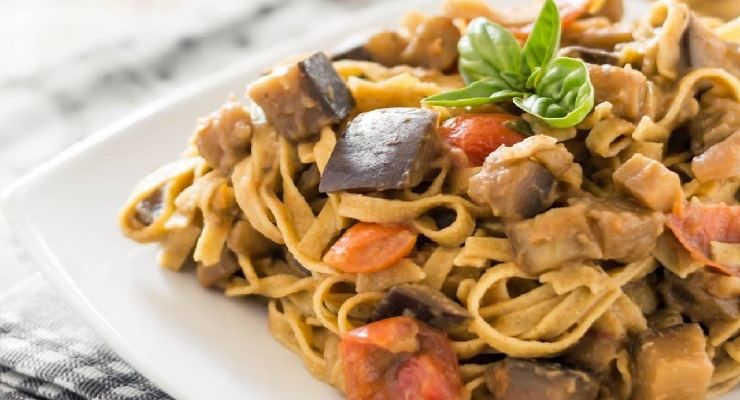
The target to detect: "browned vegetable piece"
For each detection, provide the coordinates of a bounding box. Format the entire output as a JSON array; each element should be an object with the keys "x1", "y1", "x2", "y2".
[
  {"x1": 284, "y1": 250, "x2": 311, "y2": 278},
  {"x1": 401, "y1": 16, "x2": 461, "y2": 70},
  {"x1": 510, "y1": 203, "x2": 601, "y2": 274},
  {"x1": 563, "y1": 331, "x2": 623, "y2": 375},
  {"x1": 248, "y1": 52, "x2": 355, "y2": 141},
  {"x1": 613, "y1": 153, "x2": 683, "y2": 213},
  {"x1": 660, "y1": 270, "x2": 740, "y2": 323},
  {"x1": 633, "y1": 324, "x2": 713, "y2": 400},
  {"x1": 319, "y1": 107, "x2": 440, "y2": 193},
  {"x1": 688, "y1": 95, "x2": 740, "y2": 154},
  {"x1": 682, "y1": 14, "x2": 740, "y2": 78},
  {"x1": 134, "y1": 187, "x2": 164, "y2": 226},
  {"x1": 370, "y1": 284, "x2": 471, "y2": 331},
  {"x1": 584, "y1": 198, "x2": 665, "y2": 262},
  {"x1": 509, "y1": 199, "x2": 663, "y2": 274},
  {"x1": 486, "y1": 358, "x2": 599, "y2": 400},
  {"x1": 296, "y1": 164, "x2": 321, "y2": 200},
  {"x1": 587, "y1": 64, "x2": 650, "y2": 122},
  {"x1": 226, "y1": 218, "x2": 278, "y2": 257},
  {"x1": 559, "y1": 46, "x2": 620, "y2": 65},
  {"x1": 331, "y1": 31, "x2": 409, "y2": 67},
  {"x1": 469, "y1": 159, "x2": 558, "y2": 220},
  {"x1": 197, "y1": 249, "x2": 239, "y2": 288},
  {"x1": 623, "y1": 279, "x2": 658, "y2": 315},
  {"x1": 195, "y1": 97, "x2": 252, "y2": 172}
]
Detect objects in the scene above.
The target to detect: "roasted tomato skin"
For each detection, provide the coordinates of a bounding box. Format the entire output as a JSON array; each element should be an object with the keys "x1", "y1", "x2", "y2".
[
  {"x1": 440, "y1": 114, "x2": 525, "y2": 166},
  {"x1": 340, "y1": 316, "x2": 464, "y2": 400},
  {"x1": 666, "y1": 202, "x2": 740, "y2": 275},
  {"x1": 323, "y1": 223, "x2": 417, "y2": 274}
]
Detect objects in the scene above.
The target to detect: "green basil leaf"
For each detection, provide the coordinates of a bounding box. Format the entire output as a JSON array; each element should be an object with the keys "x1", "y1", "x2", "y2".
[
  {"x1": 520, "y1": 0, "x2": 561, "y2": 78},
  {"x1": 459, "y1": 17, "x2": 522, "y2": 85},
  {"x1": 513, "y1": 57, "x2": 594, "y2": 128},
  {"x1": 423, "y1": 79, "x2": 524, "y2": 107},
  {"x1": 525, "y1": 66, "x2": 541, "y2": 90}
]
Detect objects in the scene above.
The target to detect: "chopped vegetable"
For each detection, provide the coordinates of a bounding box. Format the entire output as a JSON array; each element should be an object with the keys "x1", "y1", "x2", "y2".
[
  {"x1": 511, "y1": 0, "x2": 591, "y2": 40},
  {"x1": 371, "y1": 284, "x2": 471, "y2": 331},
  {"x1": 666, "y1": 202, "x2": 740, "y2": 275},
  {"x1": 486, "y1": 358, "x2": 599, "y2": 400},
  {"x1": 633, "y1": 324, "x2": 713, "y2": 400},
  {"x1": 341, "y1": 316, "x2": 464, "y2": 400},
  {"x1": 660, "y1": 270, "x2": 739, "y2": 323},
  {"x1": 469, "y1": 159, "x2": 557, "y2": 219},
  {"x1": 424, "y1": 0, "x2": 595, "y2": 128},
  {"x1": 248, "y1": 52, "x2": 354, "y2": 141},
  {"x1": 323, "y1": 223, "x2": 417, "y2": 273},
  {"x1": 613, "y1": 153, "x2": 683, "y2": 213},
  {"x1": 587, "y1": 64, "x2": 650, "y2": 122},
  {"x1": 559, "y1": 46, "x2": 620, "y2": 65},
  {"x1": 196, "y1": 249, "x2": 239, "y2": 288},
  {"x1": 440, "y1": 114, "x2": 525, "y2": 165},
  {"x1": 319, "y1": 108, "x2": 441, "y2": 193},
  {"x1": 510, "y1": 198, "x2": 664, "y2": 274}
]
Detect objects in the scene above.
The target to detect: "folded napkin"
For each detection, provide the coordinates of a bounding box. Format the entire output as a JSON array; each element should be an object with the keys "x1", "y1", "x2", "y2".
[{"x1": 0, "y1": 275, "x2": 172, "y2": 400}]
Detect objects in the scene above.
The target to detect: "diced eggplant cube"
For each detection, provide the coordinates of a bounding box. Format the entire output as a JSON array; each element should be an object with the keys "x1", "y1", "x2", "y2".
[
  {"x1": 370, "y1": 284, "x2": 470, "y2": 331},
  {"x1": 660, "y1": 270, "x2": 740, "y2": 323},
  {"x1": 486, "y1": 358, "x2": 599, "y2": 400},
  {"x1": 331, "y1": 30, "x2": 408, "y2": 67},
  {"x1": 633, "y1": 324, "x2": 713, "y2": 400},
  {"x1": 330, "y1": 31, "x2": 374, "y2": 62},
  {"x1": 248, "y1": 52, "x2": 354, "y2": 141},
  {"x1": 319, "y1": 107, "x2": 440, "y2": 193},
  {"x1": 197, "y1": 249, "x2": 239, "y2": 288}
]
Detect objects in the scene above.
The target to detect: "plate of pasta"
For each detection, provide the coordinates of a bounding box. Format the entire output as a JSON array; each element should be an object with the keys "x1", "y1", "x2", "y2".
[{"x1": 3, "y1": 0, "x2": 740, "y2": 399}]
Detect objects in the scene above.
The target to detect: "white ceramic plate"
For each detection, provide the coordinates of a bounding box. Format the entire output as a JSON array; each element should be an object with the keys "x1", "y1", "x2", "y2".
[{"x1": 5, "y1": 1, "x2": 729, "y2": 399}]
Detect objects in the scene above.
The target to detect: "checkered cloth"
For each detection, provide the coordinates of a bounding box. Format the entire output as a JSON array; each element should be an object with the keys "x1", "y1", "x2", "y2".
[{"x1": 0, "y1": 276, "x2": 172, "y2": 400}]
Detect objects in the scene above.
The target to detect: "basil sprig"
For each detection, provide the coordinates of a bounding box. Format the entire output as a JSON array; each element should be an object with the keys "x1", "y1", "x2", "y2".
[{"x1": 424, "y1": 0, "x2": 594, "y2": 128}]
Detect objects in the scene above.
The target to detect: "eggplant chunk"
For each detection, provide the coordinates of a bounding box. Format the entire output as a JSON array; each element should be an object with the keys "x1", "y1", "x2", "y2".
[
  {"x1": 633, "y1": 324, "x2": 713, "y2": 400},
  {"x1": 134, "y1": 187, "x2": 164, "y2": 226},
  {"x1": 563, "y1": 332, "x2": 623, "y2": 375},
  {"x1": 195, "y1": 97, "x2": 252, "y2": 172},
  {"x1": 587, "y1": 64, "x2": 649, "y2": 122},
  {"x1": 660, "y1": 270, "x2": 740, "y2": 323},
  {"x1": 509, "y1": 202, "x2": 602, "y2": 274},
  {"x1": 682, "y1": 14, "x2": 740, "y2": 78},
  {"x1": 319, "y1": 107, "x2": 440, "y2": 192},
  {"x1": 560, "y1": 46, "x2": 620, "y2": 65},
  {"x1": 284, "y1": 249, "x2": 311, "y2": 278},
  {"x1": 401, "y1": 16, "x2": 460, "y2": 70},
  {"x1": 469, "y1": 159, "x2": 558, "y2": 220},
  {"x1": 331, "y1": 30, "x2": 408, "y2": 67},
  {"x1": 197, "y1": 249, "x2": 239, "y2": 288},
  {"x1": 370, "y1": 284, "x2": 470, "y2": 331},
  {"x1": 510, "y1": 199, "x2": 664, "y2": 274},
  {"x1": 486, "y1": 358, "x2": 599, "y2": 400},
  {"x1": 248, "y1": 52, "x2": 355, "y2": 141}
]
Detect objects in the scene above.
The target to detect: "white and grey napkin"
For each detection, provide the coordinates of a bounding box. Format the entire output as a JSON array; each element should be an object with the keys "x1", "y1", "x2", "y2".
[{"x1": 0, "y1": 276, "x2": 171, "y2": 400}]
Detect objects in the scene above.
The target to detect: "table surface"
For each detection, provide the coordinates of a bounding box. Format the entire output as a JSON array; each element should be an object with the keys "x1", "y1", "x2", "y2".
[{"x1": 0, "y1": 0, "x2": 387, "y2": 294}]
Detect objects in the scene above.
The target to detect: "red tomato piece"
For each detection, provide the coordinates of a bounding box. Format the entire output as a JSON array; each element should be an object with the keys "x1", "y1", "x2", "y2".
[
  {"x1": 666, "y1": 202, "x2": 740, "y2": 275},
  {"x1": 440, "y1": 114, "x2": 525, "y2": 166},
  {"x1": 340, "y1": 316, "x2": 464, "y2": 400},
  {"x1": 323, "y1": 223, "x2": 417, "y2": 274},
  {"x1": 509, "y1": 0, "x2": 589, "y2": 40}
]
